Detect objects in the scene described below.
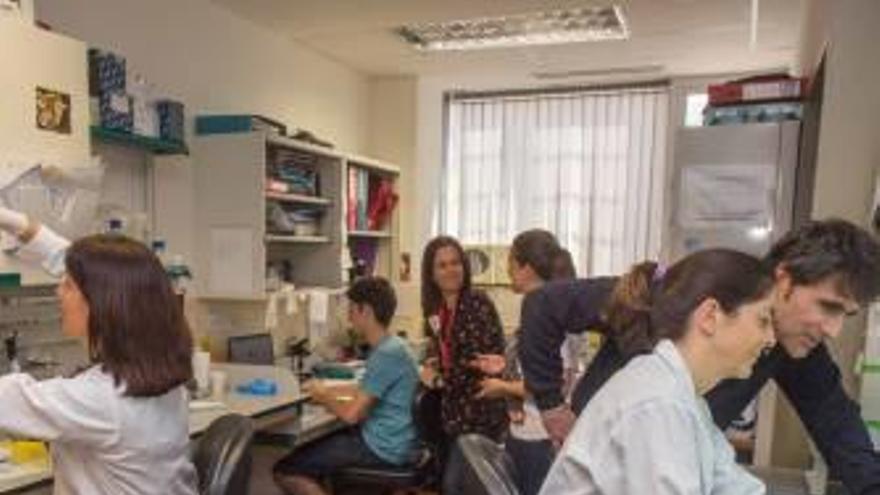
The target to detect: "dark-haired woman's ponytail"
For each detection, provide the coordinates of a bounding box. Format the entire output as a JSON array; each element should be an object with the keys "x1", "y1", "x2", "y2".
[
  {"x1": 551, "y1": 248, "x2": 577, "y2": 280},
  {"x1": 604, "y1": 261, "x2": 659, "y2": 357}
]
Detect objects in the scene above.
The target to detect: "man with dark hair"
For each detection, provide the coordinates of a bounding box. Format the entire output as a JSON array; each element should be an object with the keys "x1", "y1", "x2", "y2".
[
  {"x1": 274, "y1": 277, "x2": 419, "y2": 495},
  {"x1": 517, "y1": 219, "x2": 880, "y2": 494}
]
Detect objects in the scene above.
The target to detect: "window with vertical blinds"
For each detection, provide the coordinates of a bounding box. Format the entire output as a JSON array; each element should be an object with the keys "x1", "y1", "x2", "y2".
[{"x1": 438, "y1": 84, "x2": 670, "y2": 276}]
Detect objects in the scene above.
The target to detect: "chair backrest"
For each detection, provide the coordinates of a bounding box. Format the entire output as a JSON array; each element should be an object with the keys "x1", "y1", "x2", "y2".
[
  {"x1": 228, "y1": 333, "x2": 274, "y2": 365},
  {"x1": 191, "y1": 414, "x2": 255, "y2": 495},
  {"x1": 412, "y1": 386, "x2": 444, "y2": 451},
  {"x1": 457, "y1": 434, "x2": 520, "y2": 495}
]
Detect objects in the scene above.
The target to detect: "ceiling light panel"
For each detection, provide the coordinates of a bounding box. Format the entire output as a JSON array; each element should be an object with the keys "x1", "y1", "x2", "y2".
[{"x1": 396, "y1": 5, "x2": 629, "y2": 51}]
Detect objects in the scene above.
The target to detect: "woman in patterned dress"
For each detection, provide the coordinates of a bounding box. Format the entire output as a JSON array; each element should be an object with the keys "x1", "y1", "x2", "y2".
[{"x1": 419, "y1": 236, "x2": 508, "y2": 488}]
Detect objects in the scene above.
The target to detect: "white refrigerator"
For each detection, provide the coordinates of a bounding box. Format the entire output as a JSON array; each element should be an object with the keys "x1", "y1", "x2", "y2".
[{"x1": 668, "y1": 121, "x2": 802, "y2": 260}]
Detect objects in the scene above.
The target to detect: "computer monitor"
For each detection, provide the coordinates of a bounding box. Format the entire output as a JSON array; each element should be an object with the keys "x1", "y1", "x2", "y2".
[{"x1": 227, "y1": 333, "x2": 274, "y2": 365}]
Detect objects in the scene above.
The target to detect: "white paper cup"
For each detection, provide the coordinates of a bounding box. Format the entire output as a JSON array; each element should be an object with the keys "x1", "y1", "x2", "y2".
[
  {"x1": 210, "y1": 370, "x2": 227, "y2": 398},
  {"x1": 192, "y1": 351, "x2": 210, "y2": 393}
]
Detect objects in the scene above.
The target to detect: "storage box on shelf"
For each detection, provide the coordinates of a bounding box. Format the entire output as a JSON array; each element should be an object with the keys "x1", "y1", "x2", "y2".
[{"x1": 88, "y1": 48, "x2": 188, "y2": 153}]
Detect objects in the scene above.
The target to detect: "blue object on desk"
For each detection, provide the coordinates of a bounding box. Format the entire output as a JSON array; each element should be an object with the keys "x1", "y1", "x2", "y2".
[{"x1": 236, "y1": 379, "x2": 278, "y2": 396}]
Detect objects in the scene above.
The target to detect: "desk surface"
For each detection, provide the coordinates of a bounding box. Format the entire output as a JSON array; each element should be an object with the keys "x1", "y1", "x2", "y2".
[
  {"x1": 0, "y1": 363, "x2": 335, "y2": 494},
  {"x1": 189, "y1": 363, "x2": 310, "y2": 435}
]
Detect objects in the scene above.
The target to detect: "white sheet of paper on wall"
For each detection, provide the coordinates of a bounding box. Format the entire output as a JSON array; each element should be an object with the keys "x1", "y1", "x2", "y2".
[
  {"x1": 307, "y1": 289, "x2": 331, "y2": 342},
  {"x1": 679, "y1": 164, "x2": 776, "y2": 229},
  {"x1": 208, "y1": 227, "x2": 254, "y2": 295},
  {"x1": 265, "y1": 293, "x2": 278, "y2": 330}
]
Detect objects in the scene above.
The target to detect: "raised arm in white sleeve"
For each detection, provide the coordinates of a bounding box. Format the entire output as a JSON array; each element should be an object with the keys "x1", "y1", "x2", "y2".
[{"x1": 0, "y1": 206, "x2": 69, "y2": 277}]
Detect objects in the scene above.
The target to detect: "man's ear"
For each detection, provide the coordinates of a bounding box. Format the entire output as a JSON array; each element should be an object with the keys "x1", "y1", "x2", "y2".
[{"x1": 775, "y1": 264, "x2": 793, "y2": 299}]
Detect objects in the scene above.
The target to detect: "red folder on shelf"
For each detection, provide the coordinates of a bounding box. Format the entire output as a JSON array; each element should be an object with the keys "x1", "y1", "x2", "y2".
[{"x1": 367, "y1": 178, "x2": 398, "y2": 230}]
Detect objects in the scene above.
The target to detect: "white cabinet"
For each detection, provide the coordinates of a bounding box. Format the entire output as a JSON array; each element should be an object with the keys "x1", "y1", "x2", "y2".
[
  {"x1": 191, "y1": 131, "x2": 400, "y2": 299},
  {"x1": 345, "y1": 154, "x2": 400, "y2": 283},
  {"x1": 0, "y1": 17, "x2": 89, "y2": 169},
  {"x1": 0, "y1": 18, "x2": 89, "y2": 285}
]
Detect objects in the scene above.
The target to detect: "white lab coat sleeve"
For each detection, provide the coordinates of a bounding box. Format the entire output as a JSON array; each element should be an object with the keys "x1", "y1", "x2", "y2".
[
  {"x1": 0, "y1": 372, "x2": 117, "y2": 446},
  {"x1": 540, "y1": 399, "x2": 705, "y2": 495},
  {"x1": 13, "y1": 225, "x2": 70, "y2": 277},
  {"x1": 708, "y1": 422, "x2": 766, "y2": 494}
]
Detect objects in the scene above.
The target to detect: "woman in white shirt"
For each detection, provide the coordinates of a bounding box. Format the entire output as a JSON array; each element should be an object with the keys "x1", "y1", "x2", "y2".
[
  {"x1": 0, "y1": 207, "x2": 197, "y2": 495},
  {"x1": 540, "y1": 248, "x2": 775, "y2": 495}
]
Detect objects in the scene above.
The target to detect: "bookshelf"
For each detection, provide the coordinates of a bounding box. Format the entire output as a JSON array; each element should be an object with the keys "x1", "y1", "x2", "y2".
[
  {"x1": 191, "y1": 131, "x2": 400, "y2": 299},
  {"x1": 345, "y1": 156, "x2": 400, "y2": 281}
]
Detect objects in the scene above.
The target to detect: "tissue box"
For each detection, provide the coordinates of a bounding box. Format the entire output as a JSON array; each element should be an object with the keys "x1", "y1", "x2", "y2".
[
  {"x1": 99, "y1": 91, "x2": 133, "y2": 132},
  {"x1": 157, "y1": 100, "x2": 185, "y2": 143},
  {"x1": 88, "y1": 49, "x2": 126, "y2": 96},
  {"x1": 130, "y1": 75, "x2": 158, "y2": 137},
  {"x1": 133, "y1": 97, "x2": 159, "y2": 137}
]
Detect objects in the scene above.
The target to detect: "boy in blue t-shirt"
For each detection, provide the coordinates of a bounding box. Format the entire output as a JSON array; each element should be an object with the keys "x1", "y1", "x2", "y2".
[{"x1": 274, "y1": 276, "x2": 420, "y2": 495}]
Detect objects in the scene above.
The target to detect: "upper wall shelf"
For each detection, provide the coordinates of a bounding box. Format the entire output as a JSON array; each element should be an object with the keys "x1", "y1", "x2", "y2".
[
  {"x1": 346, "y1": 153, "x2": 400, "y2": 175},
  {"x1": 266, "y1": 133, "x2": 343, "y2": 161},
  {"x1": 348, "y1": 230, "x2": 392, "y2": 239},
  {"x1": 90, "y1": 126, "x2": 189, "y2": 155},
  {"x1": 265, "y1": 191, "x2": 332, "y2": 206}
]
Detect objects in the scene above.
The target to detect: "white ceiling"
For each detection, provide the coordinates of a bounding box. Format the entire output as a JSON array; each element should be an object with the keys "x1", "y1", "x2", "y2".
[{"x1": 210, "y1": 0, "x2": 803, "y2": 79}]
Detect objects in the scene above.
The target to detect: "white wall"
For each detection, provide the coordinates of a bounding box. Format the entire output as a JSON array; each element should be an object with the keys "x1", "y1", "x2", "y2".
[
  {"x1": 366, "y1": 77, "x2": 418, "y2": 267},
  {"x1": 33, "y1": 0, "x2": 371, "y2": 268},
  {"x1": 364, "y1": 76, "x2": 421, "y2": 337},
  {"x1": 0, "y1": 16, "x2": 89, "y2": 170},
  {"x1": 0, "y1": 17, "x2": 90, "y2": 284},
  {"x1": 808, "y1": 0, "x2": 880, "y2": 222},
  {"x1": 34, "y1": 0, "x2": 370, "y2": 153},
  {"x1": 31, "y1": 0, "x2": 373, "y2": 347}
]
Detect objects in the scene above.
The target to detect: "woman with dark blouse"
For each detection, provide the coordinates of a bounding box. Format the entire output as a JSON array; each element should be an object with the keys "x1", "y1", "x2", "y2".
[{"x1": 420, "y1": 236, "x2": 508, "y2": 442}]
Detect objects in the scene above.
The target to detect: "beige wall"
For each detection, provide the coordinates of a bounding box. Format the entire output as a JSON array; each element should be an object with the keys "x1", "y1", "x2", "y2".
[
  {"x1": 32, "y1": 0, "x2": 374, "y2": 351},
  {"x1": 34, "y1": 0, "x2": 370, "y2": 153},
  {"x1": 0, "y1": 17, "x2": 89, "y2": 170},
  {"x1": 364, "y1": 76, "x2": 423, "y2": 338},
  {"x1": 796, "y1": 0, "x2": 832, "y2": 77},
  {"x1": 34, "y1": 0, "x2": 373, "y2": 267},
  {"x1": 0, "y1": 17, "x2": 90, "y2": 284},
  {"x1": 365, "y1": 76, "x2": 418, "y2": 272},
  {"x1": 809, "y1": 0, "x2": 880, "y2": 222}
]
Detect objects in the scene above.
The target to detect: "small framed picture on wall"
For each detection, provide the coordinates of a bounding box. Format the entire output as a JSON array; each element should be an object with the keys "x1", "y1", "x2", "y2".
[{"x1": 36, "y1": 87, "x2": 72, "y2": 134}]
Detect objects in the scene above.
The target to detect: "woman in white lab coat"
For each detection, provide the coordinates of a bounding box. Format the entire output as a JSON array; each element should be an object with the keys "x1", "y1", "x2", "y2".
[
  {"x1": 539, "y1": 249, "x2": 775, "y2": 495},
  {"x1": 0, "y1": 207, "x2": 198, "y2": 495}
]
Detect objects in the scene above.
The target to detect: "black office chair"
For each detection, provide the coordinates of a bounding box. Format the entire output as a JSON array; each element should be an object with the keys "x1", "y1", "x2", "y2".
[
  {"x1": 332, "y1": 386, "x2": 444, "y2": 493},
  {"x1": 457, "y1": 434, "x2": 520, "y2": 495},
  {"x1": 191, "y1": 414, "x2": 256, "y2": 495}
]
